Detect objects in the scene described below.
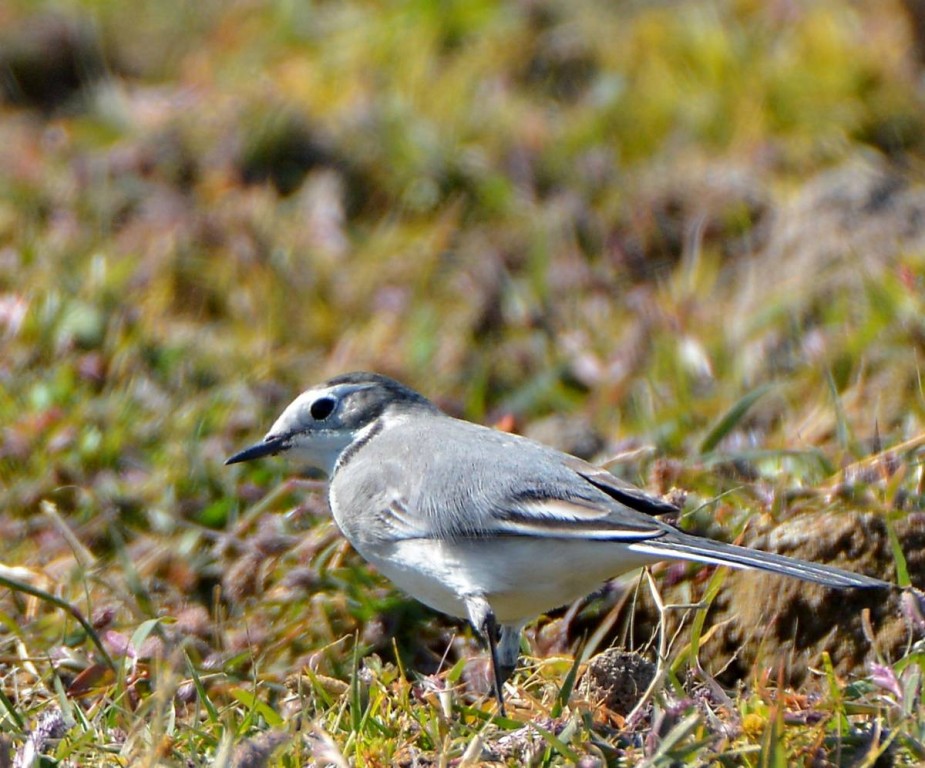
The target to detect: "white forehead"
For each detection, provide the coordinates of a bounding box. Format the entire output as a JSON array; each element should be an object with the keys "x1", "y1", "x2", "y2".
[{"x1": 266, "y1": 381, "x2": 373, "y2": 436}]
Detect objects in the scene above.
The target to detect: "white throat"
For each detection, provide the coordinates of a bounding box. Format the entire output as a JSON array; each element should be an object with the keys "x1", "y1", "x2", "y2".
[{"x1": 286, "y1": 430, "x2": 357, "y2": 477}]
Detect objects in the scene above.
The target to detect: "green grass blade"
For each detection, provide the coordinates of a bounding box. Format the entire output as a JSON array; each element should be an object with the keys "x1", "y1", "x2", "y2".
[
  {"x1": 685, "y1": 567, "x2": 727, "y2": 669},
  {"x1": 825, "y1": 370, "x2": 853, "y2": 453},
  {"x1": 552, "y1": 645, "x2": 583, "y2": 718},
  {"x1": 228, "y1": 687, "x2": 284, "y2": 727},
  {"x1": 885, "y1": 516, "x2": 911, "y2": 588},
  {"x1": 0, "y1": 572, "x2": 114, "y2": 671},
  {"x1": 639, "y1": 712, "x2": 702, "y2": 766},
  {"x1": 186, "y1": 652, "x2": 220, "y2": 724},
  {"x1": 699, "y1": 383, "x2": 773, "y2": 454},
  {"x1": 0, "y1": 687, "x2": 24, "y2": 731},
  {"x1": 350, "y1": 639, "x2": 362, "y2": 734},
  {"x1": 530, "y1": 720, "x2": 580, "y2": 763}
]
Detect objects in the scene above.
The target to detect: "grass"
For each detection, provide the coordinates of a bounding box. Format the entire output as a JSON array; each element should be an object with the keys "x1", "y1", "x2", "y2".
[{"x1": 2, "y1": 0, "x2": 925, "y2": 764}]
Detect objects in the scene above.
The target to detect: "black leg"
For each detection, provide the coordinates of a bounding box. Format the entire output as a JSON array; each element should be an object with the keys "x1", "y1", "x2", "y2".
[
  {"x1": 464, "y1": 595, "x2": 509, "y2": 716},
  {"x1": 497, "y1": 625, "x2": 522, "y2": 685},
  {"x1": 481, "y1": 610, "x2": 506, "y2": 717}
]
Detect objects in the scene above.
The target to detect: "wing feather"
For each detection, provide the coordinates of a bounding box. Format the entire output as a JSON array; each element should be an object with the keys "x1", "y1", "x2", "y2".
[
  {"x1": 494, "y1": 498, "x2": 666, "y2": 541},
  {"x1": 564, "y1": 457, "x2": 679, "y2": 517},
  {"x1": 371, "y1": 440, "x2": 674, "y2": 544}
]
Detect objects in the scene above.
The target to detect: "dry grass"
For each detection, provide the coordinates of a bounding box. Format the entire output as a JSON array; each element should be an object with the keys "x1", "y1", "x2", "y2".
[{"x1": 2, "y1": 0, "x2": 925, "y2": 764}]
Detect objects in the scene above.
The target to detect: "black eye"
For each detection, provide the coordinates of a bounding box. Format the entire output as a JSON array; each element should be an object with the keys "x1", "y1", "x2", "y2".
[{"x1": 310, "y1": 397, "x2": 336, "y2": 421}]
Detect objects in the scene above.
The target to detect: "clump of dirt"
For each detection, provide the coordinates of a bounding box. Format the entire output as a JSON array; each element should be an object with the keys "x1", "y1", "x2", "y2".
[
  {"x1": 0, "y1": 14, "x2": 110, "y2": 112},
  {"x1": 578, "y1": 649, "x2": 656, "y2": 716}
]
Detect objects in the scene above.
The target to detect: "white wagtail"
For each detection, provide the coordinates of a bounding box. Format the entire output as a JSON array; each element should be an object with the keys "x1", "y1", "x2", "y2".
[{"x1": 227, "y1": 372, "x2": 891, "y2": 713}]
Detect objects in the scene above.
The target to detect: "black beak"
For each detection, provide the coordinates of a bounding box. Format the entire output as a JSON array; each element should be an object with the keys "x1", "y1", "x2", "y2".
[{"x1": 225, "y1": 435, "x2": 289, "y2": 465}]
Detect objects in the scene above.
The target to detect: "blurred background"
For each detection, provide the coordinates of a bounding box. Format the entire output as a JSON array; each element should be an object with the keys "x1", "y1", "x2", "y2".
[
  {"x1": 6, "y1": 0, "x2": 925, "y2": 495},
  {"x1": 3, "y1": 0, "x2": 925, "y2": 761}
]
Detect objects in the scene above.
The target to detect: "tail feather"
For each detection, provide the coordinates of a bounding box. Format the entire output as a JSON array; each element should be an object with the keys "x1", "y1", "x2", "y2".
[{"x1": 627, "y1": 533, "x2": 890, "y2": 589}]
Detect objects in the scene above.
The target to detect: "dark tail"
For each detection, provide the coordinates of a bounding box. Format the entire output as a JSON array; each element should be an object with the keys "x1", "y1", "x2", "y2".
[{"x1": 627, "y1": 532, "x2": 890, "y2": 589}]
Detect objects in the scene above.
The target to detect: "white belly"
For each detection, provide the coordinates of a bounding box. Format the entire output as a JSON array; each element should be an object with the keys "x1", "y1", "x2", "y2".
[{"x1": 357, "y1": 537, "x2": 660, "y2": 624}]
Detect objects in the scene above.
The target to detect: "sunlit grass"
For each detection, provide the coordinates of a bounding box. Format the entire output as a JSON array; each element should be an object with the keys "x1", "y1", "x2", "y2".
[{"x1": 2, "y1": 0, "x2": 925, "y2": 763}]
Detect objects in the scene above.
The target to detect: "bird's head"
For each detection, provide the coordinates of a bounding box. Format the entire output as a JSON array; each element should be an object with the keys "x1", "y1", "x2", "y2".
[{"x1": 225, "y1": 372, "x2": 436, "y2": 476}]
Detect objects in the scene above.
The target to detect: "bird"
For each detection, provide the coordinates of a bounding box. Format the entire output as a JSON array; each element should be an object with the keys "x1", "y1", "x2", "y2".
[{"x1": 226, "y1": 371, "x2": 891, "y2": 714}]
